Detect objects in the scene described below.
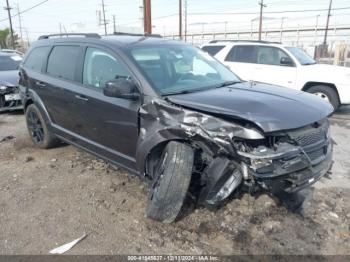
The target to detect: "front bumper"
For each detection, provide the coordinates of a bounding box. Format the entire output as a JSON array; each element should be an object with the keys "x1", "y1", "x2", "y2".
[
  {"x1": 253, "y1": 142, "x2": 333, "y2": 193},
  {"x1": 0, "y1": 86, "x2": 23, "y2": 112}
]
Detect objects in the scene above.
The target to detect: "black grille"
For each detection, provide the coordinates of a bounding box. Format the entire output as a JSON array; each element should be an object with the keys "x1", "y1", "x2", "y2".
[
  {"x1": 294, "y1": 128, "x2": 325, "y2": 146},
  {"x1": 308, "y1": 147, "x2": 325, "y2": 161}
]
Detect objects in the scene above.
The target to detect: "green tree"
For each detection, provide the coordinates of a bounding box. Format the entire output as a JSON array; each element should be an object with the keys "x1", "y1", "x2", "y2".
[
  {"x1": 0, "y1": 28, "x2": 19, "y2": 49},
  {"x1": 0, "y1": 28, "x2": 10, "y2": 48}
]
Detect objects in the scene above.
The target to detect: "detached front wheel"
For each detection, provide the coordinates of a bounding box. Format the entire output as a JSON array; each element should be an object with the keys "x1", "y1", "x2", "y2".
[{"x1": 147, "y1": 141, "x2": 194, "y2": 223}]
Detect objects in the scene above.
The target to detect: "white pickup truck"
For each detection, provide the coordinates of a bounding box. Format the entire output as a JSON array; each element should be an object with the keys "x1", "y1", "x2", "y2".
[{"x1": 201, "y1": 40, "x2": 350, "y2": 110}]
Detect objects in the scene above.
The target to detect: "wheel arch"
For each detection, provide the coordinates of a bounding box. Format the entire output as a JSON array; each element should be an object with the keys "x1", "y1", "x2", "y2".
[
  {"x1": 140, "y1": 138, "x2": 192, "y2": 181},
  {"x1": 302, "y1": 81, "x2": 340, "y2": 100}
]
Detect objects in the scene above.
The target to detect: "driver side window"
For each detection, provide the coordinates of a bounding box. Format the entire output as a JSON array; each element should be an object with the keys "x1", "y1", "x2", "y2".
[
  {"x1": 83, "y1": 47, "x2": 131, "y2": 89},
  {"x1": 256, "y1": 46, "x2": 292, "y2": 66}
]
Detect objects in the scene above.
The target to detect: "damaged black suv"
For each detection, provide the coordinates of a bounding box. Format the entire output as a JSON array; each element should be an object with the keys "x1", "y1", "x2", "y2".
[{"x1": 19, "y1": 33, "x2": 333, "y2": 223}]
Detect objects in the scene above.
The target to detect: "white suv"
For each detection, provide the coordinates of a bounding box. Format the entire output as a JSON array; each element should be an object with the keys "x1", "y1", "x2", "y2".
[{"x1": 201, "y1": 40, "x2": 350, "y2": 110}]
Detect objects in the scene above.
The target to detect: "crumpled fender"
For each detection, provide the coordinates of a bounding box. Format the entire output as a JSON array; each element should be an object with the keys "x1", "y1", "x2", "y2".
[{"x1": 135, "y1": 98, "x2": 264, "y2": 175}]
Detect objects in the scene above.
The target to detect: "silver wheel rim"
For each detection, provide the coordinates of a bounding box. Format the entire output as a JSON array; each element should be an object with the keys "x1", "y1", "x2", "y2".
[{"x1": 314, "y1": 92, "x2": 330, "y2": 102}]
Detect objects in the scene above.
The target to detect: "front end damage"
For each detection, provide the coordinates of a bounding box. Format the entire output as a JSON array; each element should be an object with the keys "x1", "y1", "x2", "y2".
[
  {"x1": 0, "y1": 85, "x2": 22, "y2": 112},
  {"x1": 137, "y1": 99, "x2": 333, "y2": 208}
]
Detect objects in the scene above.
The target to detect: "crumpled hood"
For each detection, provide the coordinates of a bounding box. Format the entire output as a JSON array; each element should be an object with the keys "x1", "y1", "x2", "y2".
[
  {"x1": 0, "y1": 70, "x2": 19, "y2": 86},
  {"x1": 167, "y1": 82, "x2": 333, "y2": 133}
]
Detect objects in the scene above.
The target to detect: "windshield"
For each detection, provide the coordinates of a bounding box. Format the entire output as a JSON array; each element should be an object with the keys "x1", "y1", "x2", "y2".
[
  {"x1": 129, "y1": 45, "x2": 240, "y2": 95},
  {"x1": 286, "y1": 47, "x2": 316, "y2": 65},
  {"x1": 0, "y1": 55, "x2": 22, "y2": 71}
]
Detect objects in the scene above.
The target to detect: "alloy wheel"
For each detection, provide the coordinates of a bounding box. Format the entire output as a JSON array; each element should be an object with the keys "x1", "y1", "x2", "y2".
[{"x1": 27, "y1": 111, "x2": 45, "y2": 143}]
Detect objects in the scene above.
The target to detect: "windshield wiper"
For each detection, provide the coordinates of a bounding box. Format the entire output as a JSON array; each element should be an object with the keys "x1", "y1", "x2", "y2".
[
  {"x1": 214, "y1": 80, "x2": 242, "y2": 88},
  {"x1": 302, "y1": 62, "x2": 316, "y2": 65},
  {"x1": 164, "y1": 89, "x2": 203, "y2": 96},
  {"x1": 164, "y1": 81, "x2": 241, "y2": 96}
]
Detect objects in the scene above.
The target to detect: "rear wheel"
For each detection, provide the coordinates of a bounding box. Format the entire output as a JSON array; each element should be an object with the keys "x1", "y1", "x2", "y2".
[
  {"x1": 147, "y1": 141, "x2": 194, "y2": 223},
  {"x1": 25, "y1": 104, "x2": 59, "y2": 149},
  {"x1": 307, "y1": 85, "x2": 340, "y2": 111}
]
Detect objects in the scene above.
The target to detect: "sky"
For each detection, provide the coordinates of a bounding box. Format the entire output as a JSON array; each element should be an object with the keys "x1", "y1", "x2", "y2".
[{"x1": 0, "y1": 0, "x2": 349, "y2": 41}]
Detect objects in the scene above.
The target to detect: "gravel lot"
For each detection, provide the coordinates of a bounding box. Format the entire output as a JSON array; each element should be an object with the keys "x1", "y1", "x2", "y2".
[{"x1": 0, "y1": 107, "x2": 349, "y2": 255}]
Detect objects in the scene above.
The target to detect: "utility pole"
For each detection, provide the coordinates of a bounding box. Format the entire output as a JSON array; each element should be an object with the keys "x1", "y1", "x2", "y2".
[
  {"x1": 143, "y1": 0, "x2": 152, "y2": 34},
  {"x1": 184, "y1": 0, "x2": 187, "y2": 42},
  {"x1": 179, "y1": 0, "x2": 182, "y2": 40},
  {"x1": 279, "y1": 17, "x2": 286, "y2": 42},
  {"x1": 314, "y1": 14, "x2": 320, "y2": 44},
  {"x1": 323, "y1": 0, "x2": 332, "y2": 47},
  {"x1": 113, "y1": 15, "x2": 116, "y2": 33},
  {"x1": 16, "y1": 3, "x2": 23, "y2": 46},
  {"x1": 4, "y1": 0, "x2": 15, "y2": 49},
  {"x1": 258, "y1": 0, "x2": 266, "y2": 41},
  {"x1": 101, "y1": 0, "x2": 107, "y2": 35},
  {"x1": 59, "y1": 22, "x2": 62, "y2": 34}
]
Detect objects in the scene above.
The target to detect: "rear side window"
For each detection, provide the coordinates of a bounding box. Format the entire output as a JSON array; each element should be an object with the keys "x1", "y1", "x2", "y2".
[
  {"x1": 47, "y1": 46, "x2": 80, "y2": 81},
  {"x1": 24, "y1": 46, "x2": 49, "y2": 72},
  {"x1": 225, "y1": 45, "x2": 257, "y2": 63},
  {"x1": 201, "y1": 45, "x2": 225, "y2": 56}
]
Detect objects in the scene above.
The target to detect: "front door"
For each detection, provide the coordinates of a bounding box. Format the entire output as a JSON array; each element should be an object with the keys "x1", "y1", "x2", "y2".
[
  {"x1": 252, "y1": 46, "x2": 297, "y2": 89},
  {"x1": 71, "y1": 46, "x2": 140, "y2": 169}
]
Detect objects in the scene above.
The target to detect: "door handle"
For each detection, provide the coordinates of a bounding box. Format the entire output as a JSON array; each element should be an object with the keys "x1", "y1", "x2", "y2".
[
  {"x1": 75, "y1": 94, "x2": 89, "y2": 101},
  {"x1": 36, "y1": 81, "x2": 46, "y2": 88}
]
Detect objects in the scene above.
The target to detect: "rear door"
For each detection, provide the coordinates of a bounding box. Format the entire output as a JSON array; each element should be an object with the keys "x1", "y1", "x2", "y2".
[
  {"x1": 222, "y1": 45, "x2": 257, "y2": 81},
  {"x1": 40, "y1": 44, "x2": 84, "y2": 130},
  {"x1": 253, "y1": 46, "x2": 297, "y2": 88}
]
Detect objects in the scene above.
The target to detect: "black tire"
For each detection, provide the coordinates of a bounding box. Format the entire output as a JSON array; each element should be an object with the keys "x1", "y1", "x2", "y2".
[
  {"x1": 307, "y1": 85, "x2": 340, "y2": 111},
  {"x1": 147, "y1": 141, "x2": 194, "y2": 223},
  {"x1": 25, "y1": 104, "x2": 59, "y2": 149}
]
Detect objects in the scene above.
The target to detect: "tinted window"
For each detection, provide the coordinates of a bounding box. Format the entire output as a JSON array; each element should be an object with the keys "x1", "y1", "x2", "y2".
[
  {"x1": 201, "y1": 45, "x2": 225, "y2": 56},
  {"x1": 24, "y1": 46, "x2": 49, "y2": 72},
  {"x1": 0, "y1": 55, "x2": 22, "y2": 71},
  {"x1": 83, "y1": 47, "x2": 131, "y2": 89},
  {"x1": 225, "y1": 45, "x2": 257, "y2": 63},
  {"x1": 256, "y1": 46, "x2": 292, "y2": 66},
  {"x1": 47, "y1": 46, "x2": 80, "y2": 81}
]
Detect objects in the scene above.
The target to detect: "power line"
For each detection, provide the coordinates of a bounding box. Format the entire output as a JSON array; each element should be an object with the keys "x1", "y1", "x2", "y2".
[
  {"x1": 188, "y1": 6, "x2": 350, "y2": 15},
  {"x1": 0, "y1": 0, "x2": 49, "y2": 23}
]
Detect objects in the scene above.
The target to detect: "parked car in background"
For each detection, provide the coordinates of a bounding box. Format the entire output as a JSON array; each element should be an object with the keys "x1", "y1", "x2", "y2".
[
  {"x1": 201, "y1": 40, "x2": 350, "y2": 111},
  {"x1": 1, "y1": 49, "x2": 24, "y2": 56},
  {"x1": 0, "y1": 52, "x2": 23, "y2": 112},
  {"x1": 19, "y1": 33, "x2": 333, "y2": 223}
]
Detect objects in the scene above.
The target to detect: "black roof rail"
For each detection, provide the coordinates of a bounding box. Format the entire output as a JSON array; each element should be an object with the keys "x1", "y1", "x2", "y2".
[
  {"x1": 209, "y1": 40, "x2": 281, "y2": 44},
  {"x1": 38, "y1": 33, "x2": 101, "y2": 40},
  {"x1": 111, "y1": 32, "x2": 162, "y2": 38}
]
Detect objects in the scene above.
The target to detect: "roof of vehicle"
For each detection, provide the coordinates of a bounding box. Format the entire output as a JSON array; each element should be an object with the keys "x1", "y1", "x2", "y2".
[
  {"x1": 203, "y1": 40, "x2": 285, "y2": 47},
  {"x1": 33, "y1": 32, "x2": 184, "y2": 49}
]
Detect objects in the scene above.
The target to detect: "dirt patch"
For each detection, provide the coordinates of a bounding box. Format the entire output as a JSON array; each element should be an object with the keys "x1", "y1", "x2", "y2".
[{"x1": 0, "y1": 113, "x2": 349, "y2": 255}]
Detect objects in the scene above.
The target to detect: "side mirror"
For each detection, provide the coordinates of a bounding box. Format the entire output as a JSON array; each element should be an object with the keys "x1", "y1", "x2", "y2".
[
  {"x1": 280, "y1": 57, "x2": 294, "y2": 66},
  {"x1": 103, "y1": 79, "x2": 139, "y2": 100}
]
